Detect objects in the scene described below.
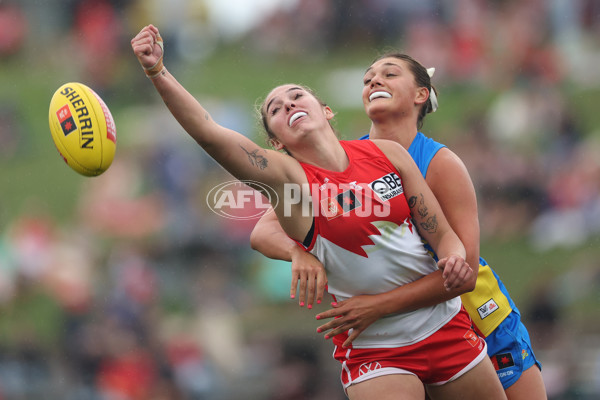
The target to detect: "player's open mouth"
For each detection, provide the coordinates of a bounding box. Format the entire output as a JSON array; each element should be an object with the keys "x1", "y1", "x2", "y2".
[
  {"x1": 369, "y1": 91, "x2": 392, "y2": 102},
  {"x1": 289, "y1": 111, "x2": 307, "y2": 127}
]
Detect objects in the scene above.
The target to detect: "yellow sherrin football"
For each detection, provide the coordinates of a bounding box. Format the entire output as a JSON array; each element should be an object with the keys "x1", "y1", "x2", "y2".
[{"x1": 48, "y1": 82, "x2": 116, "y2": 176}]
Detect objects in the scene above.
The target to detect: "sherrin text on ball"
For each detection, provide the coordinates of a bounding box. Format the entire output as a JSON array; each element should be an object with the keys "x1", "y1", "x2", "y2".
[{"x1": 48, "y1": 82, "x2": 116, "y2": 176}]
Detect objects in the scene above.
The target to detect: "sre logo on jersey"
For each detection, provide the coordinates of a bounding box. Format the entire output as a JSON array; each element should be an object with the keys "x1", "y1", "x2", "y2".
[{"x1": 369, "y1": 172, "x2": 404, "y2": 201}]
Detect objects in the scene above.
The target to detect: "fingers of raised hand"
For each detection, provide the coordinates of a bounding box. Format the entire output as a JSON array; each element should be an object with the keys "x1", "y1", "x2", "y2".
[
  {"x1": 131, "y1": 25, "x2": 164, "y2": 69},
  {"x1": 131, "y1": 33, "x2": 155, "y2": 62}
]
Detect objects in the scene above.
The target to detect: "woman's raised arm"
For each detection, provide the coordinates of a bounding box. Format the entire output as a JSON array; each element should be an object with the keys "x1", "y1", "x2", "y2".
[{"x1": 131, "y1": 25, "x2": 310, "y2": 240}]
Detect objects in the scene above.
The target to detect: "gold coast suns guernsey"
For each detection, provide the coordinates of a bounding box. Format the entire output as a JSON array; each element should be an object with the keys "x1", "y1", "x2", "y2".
[
  {"x1": 361, "y1": 132, "x2": 515, "y2": 337},
  {"x1": 299, "y1": 140, "x2": 461, "y2": 348}
]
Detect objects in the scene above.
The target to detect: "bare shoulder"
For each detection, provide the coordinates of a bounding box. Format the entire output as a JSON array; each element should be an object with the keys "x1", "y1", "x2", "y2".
[
  {"x1": 431, "y1": 147, "x2": 466, "y2": 167},
  {"x1": 427, "y1": 147, "x2": 477, "y2": 204},
  {"x1": 369, "y1": 138, "x2": 412, "y2": 165},
  {"x1": 428, "y1": 147, "x2": 471, "y2": 183}
]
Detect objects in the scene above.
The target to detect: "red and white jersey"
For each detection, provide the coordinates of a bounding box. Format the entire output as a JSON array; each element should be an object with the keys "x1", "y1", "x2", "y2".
[{"x1": 299, "y1": 140, "x2": 461, "y2": 348}]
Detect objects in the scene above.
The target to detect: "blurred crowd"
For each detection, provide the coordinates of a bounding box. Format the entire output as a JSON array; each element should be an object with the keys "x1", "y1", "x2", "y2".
[{"x1": 1, "y1": 0, "x2": 600, "y2": 399}]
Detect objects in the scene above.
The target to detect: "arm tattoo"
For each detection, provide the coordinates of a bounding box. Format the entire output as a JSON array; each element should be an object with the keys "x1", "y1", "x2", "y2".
[
  {"x1": 204, "y1": 112, "x2": 209, "y2": 120},
  {"x1": 408, "y1": 193, "x2": 437, "y2": 233},
  {"x1": 240, "y1": 145, "x2": 268, "y2": 170},
  {"x1": 408, "y1": 195, "x2": 417, "y2": 208},
  {"x1": 408, "y1": 194, "x2": 428, "y2": 218},
  {"x1": 420, "y1": 215, "x2": 438, "y2": 233}
]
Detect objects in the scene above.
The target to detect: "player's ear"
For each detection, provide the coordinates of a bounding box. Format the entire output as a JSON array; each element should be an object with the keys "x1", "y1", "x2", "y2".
[
  {"x1": 269, "y1": 137, "x2": 284, "y2": 151},
  {"x1": 415, "y1": 87, "x2": 429, "y2": 106},
  {"x1": 324, "y1": 106, "x2": 335, "y2": 121}
]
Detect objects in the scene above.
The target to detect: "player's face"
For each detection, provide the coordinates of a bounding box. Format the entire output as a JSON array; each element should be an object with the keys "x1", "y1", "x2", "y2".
[
  {"x1": 362, "y1": 58, "x2": 421, "y2": 119},
  {"x1": 263, "y1": 84, "x2": 333, "y2": 149}
]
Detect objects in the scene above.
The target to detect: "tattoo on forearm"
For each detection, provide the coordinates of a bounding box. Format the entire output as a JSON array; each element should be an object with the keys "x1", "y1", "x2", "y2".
[
  {"x1": 408, "y1": 194, "x2": 428, "y2": 217},
  {"x1": 408, "y1": 196, "x2": 417, "y2": 208},
  {"x1": 204, "y1": 112, "x2": 209, "y2": 120},
  {"x1": 240, "y1": 145, "x2": 268, "y2": 170},
  {"x1": 420, "y1": 215, "x2": 438, "y2": 233},
  {"x1": 408, "y1": 193, "x2": 437, "y2": 233}
]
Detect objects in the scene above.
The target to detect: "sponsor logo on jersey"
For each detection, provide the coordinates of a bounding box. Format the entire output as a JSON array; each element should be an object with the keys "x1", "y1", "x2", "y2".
[
  {"x1": 477, "y1": 298, "x2": 499, "y2": 320},
  {"x1": 56, "y1": 104, "x2": 77, "y2": 136},
  {"x1": 320, "y1": 189, "x2": 361, "y2": 220},
  {"x1": 358, "y1": 361, "x2": 382, "y2": 375},
  {"x1": 369, "y1": 172, "x2": 403, "y2": 201},
  {"x1": 491, "y1": 352, "x2": 515, "y2": 371},
  {"x1": 318, "y1": 177, "x2": 330, "y2": 191}
]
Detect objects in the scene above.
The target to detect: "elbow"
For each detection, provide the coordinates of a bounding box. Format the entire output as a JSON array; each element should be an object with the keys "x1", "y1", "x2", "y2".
[
  {"x1": 452, "y1": 279, "x2": 476, "y2": 297},
  {"x1": 449, "y1": 266, "x2": 477, "y2": 296},
  {"x1": 463, "y1": 279, "x2": 477, "y2": 293},
  {"x1": 249, "y1": 227, "x2": 260, "y2": 251}
]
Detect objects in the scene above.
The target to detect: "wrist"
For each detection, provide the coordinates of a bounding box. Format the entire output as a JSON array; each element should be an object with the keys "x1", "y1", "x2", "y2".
[
  {"x1": 289, "y1": 241, "x2": 306, "y2": 260},
  {"x1": 147, "y1": 66, "x2": 167, "y2": 80},
  {"x1": 373, "y1": 293, "x2": 395, "y2": 317}
]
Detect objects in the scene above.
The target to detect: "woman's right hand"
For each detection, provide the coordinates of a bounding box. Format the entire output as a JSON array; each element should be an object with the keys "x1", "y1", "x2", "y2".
[
  {"x1": 315, "y1": 295, "x2": 383, "y2": 348},
  {"x1": 290, "y1": 245, "x2": 328, "y2": 309},
  {"x1": 130, "y1": 24, "x2": 164, "y2": 72}
]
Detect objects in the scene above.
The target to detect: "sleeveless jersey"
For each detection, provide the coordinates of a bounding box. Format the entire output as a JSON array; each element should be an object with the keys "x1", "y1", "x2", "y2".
[
  {"x1": 299, "y1": 140, "x2": 461, "y2": 348},
  {"x1": 360, "y1": 132, "x2": 514, "y2": 336}
]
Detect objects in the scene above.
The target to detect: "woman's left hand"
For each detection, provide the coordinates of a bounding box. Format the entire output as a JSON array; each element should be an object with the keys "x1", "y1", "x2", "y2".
[{"x1": 437, "y1": 255, "x2": 472, "y2": 291}]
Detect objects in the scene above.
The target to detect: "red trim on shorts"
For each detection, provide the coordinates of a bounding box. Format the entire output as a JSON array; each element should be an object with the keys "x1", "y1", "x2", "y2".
[{"x1": 333, "y1": 307, "x2": 487, "y2": 389}]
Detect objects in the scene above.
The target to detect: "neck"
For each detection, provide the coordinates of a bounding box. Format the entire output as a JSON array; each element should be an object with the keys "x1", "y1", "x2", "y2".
[
  {"x1": 291, "y1": 133, "x2": 348, "y2": 172},
  {"x1": 368, "y1": 115, "x2": 418, "y2": 150}
]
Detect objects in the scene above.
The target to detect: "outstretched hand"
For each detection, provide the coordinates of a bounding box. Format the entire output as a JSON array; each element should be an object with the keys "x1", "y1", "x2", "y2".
[
  {"x1": 131, "y1": 24, "x2": 164, "y2": 76},
  {"x1": 315, "y1": 295, "x2": 382, "y2": 348},
  {"x1": 438, "y1": 254, "x2": 472, "y2": 291}
]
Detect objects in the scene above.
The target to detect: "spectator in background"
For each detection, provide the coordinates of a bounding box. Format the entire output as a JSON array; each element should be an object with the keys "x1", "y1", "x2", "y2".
[
  {"x1": 0, "y1": 1, "x2": 28, "y2": 57},
  {"x1": 71, "y1": 0, "x2": 125, "y2": 92}
]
